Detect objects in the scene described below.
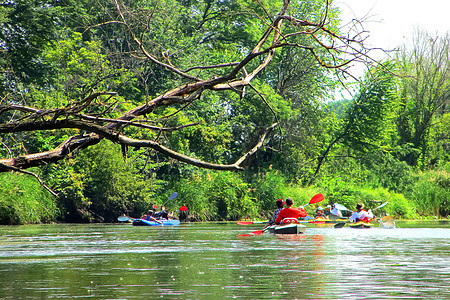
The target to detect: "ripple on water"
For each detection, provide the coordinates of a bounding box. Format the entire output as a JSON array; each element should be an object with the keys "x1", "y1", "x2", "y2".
[{"x1": 0, "y1": 223, "x2": 449, "y2": 299}]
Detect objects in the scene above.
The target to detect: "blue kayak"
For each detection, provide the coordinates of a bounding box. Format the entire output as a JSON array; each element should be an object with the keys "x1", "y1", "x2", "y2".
[{"x1": 132, "y1": 219, "x2": 180, "y2": 226}]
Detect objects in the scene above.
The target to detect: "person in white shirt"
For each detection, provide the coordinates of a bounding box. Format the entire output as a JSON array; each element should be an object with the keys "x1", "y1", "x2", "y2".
[
  {"x1": 349, "y1": 203, "x2": 374, "y2": 222},
  {"x1": 331, "y1": 203, "x2": 343, "y2": 218}
]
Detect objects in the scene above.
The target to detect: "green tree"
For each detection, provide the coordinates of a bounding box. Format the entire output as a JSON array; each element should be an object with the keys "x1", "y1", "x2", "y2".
[
  {"x1": 174, "y1": 169, "x2": 256, "y2": 221},
  {"x1": 310, "y1": 64, "x2": 398, "y2": 180},
  {"x1": 45, "y1": 140, "x2": 160, "y2": 222},
  {"x1": 1, "y1": 0, "x2": 374, "y2": 174},
  {"x1": 396, "y1": 30, "x2": 450, "y2": 167}
]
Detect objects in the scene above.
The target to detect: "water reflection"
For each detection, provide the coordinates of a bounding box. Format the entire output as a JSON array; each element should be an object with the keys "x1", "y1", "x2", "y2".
[{"x1": 0, "y1": 222, "x2": 448, "y2": 299}]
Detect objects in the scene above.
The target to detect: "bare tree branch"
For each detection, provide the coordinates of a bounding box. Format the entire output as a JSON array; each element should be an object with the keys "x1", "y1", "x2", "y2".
[{"x1": 0, "y1": 0, "x2": 380, "y2": 175}]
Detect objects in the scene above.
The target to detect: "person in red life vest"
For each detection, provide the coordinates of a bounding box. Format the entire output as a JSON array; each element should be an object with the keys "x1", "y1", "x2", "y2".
[
  {"x1": 275, "y1": 197, "x2": 307, "y2": 224},
  {"x1": 314, "y1": 207, "x2": 325, "y2": 219},
  {"x1": 349, "y1": 203, "x2": 374, "y2": 223}
]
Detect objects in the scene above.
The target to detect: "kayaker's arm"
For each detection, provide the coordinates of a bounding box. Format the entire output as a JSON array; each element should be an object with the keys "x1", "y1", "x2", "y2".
[{"x1": 150, "y1": 216, "x2": 164, "y2": 225}]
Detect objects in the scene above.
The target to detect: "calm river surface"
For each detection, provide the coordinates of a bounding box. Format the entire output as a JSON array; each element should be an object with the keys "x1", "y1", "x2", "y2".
[{"x1": 0, "y1": 221, "x2": 449, "y2": 299}]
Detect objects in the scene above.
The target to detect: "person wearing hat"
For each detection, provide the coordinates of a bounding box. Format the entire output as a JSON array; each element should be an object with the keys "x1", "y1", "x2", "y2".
[
  {"x1": 349, "y1": 203, "x2": 373, "y2": 223},
  {"x1": 274, "y1": 197, "x2": 307, "y2": 225},
  {"x1": 314, "y1": 206, "x2": 324, "y2": 219},
  {"x1": 264, "y1": 199, "x2": 285, "y2": 229},
  {"x1": 323, "y1": 205, "x2": 332, "y2": 218}
]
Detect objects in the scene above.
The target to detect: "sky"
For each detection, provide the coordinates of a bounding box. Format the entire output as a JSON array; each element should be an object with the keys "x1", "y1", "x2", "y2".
[
  {"x1": 331, "y1": 0, "x2": 449, "y2": 98},
  {"x1": 335, "y1": 0, "x2": 450, "y2": 52}
]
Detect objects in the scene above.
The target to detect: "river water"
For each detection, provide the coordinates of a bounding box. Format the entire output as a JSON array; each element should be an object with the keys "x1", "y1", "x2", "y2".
[{"x1": 0, "y1": 221, "x2": 449, "y2": 299}]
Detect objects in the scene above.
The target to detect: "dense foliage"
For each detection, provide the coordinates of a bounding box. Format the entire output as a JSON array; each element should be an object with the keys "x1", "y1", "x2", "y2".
[{"x1": 0, "y1": 0, "x2": 448, "y2": 224}]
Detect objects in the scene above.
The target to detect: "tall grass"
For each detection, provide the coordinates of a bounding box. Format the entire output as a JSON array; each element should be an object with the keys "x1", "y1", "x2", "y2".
[
  {"x1": 406, "y1": 170, "x2": 449, "y2": 217},
  {"x1": 0, "y1": 172, "x2": 59, "y2": 224},
  {"x1": 315, "y1": 174, "x2": 417, "y2": 219}
]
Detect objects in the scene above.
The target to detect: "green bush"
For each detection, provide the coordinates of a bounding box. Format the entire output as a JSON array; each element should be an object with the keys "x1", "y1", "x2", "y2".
[
  {"x1": 385, "y1": 193, "x2": 417, "y2": 218},
  {"x1": 0, "y1": 172, "x2": 59, "y2": 225},
  {"x1": 316, "y1": 176, "x2": 417, "y2": 219},
  {"x1": 249, "y1": 169, "x2": 288, "y2": 213},
  {"x1": 407, "y1": 171, "x2": 449, "y2": 217},
  {"x1": 174, "y1": 169, "x2": 257, "y2": 221},
  {"x1": 45, "y1": 140, "x2": 161, "y2": 222}
]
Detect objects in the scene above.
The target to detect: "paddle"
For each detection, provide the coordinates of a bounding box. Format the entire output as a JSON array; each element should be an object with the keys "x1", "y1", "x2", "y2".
[
  {"x1": 118, "y1": 215, "x2": 131, "y2": 222},
  {"x1": 249, "y1": 226, "x2": 272, "y2": 235},
  {"x1": 373, "y1": 201, "x2": 388, "y2": 210},
  {"x1": 237, "y1": 221, "x2": 255, "y2": 225},
  {"x1": 301, "y1": 193, "x2": 325, "y2": 208},
  {"x1": 118, "y1": 198, "x2": 182, "y2": 222},
  {"x1": 236, "y1": 221, "x2": 269, "y2": 225},
  {"x1": 332, "y1": 204, "x2": 351, "y2": 228},
  {"x1": 336, "y1": 201, "x2": 388, "y2": 212},
  {"x1": 334, "y1": 222, "x2": 347, "y2": 228},
  {"x1": 163, "y1": 192, "x2": 178, "y2": 206},
  {"x1": 117, "y1": 215, "x2": 164, "y2": 225}
]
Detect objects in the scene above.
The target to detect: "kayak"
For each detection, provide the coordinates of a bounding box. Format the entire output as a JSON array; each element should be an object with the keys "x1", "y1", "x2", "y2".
[
  {"x1": 132, "y1": 219, "x2": 180, "y2": 226},
  {"x1": 266, "y1": 223, "x2": 306, "y2": 235},
  {"x1": 236, "y1": 221, "x2": 268, "y2": 225},
  {"x1": 348, "y1": 221, "x2": 374, "y2": 229},
  {"x1": 309, "y1": 217, "x2": 348, "y2": 224}
]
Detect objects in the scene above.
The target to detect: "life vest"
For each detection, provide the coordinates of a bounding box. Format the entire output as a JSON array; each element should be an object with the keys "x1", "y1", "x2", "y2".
[{"x1": 298, "y1": 208, "x2": 307, "y2": 218}]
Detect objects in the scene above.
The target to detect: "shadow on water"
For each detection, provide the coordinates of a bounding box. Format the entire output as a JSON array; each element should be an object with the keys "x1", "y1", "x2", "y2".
[{"x1": 0, "y1": 221, "x2": 448, "y2": 299}]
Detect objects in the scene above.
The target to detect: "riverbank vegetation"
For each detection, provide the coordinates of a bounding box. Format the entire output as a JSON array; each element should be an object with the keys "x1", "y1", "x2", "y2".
[{"x1": 1, "y1": 0, "x2": 448, "y2": 224}]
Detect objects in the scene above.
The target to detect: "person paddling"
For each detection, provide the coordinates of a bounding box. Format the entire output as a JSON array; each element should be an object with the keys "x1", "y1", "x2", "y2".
[
  {"x1": 331, "y1": 203, "x2": 343, "y2": 217},
  {"x1": 275, "y1": 197, "x2": 307, "y2": 225},
  {"x1": 154, "y1": 205, "x2": 174, "y2": 220},
  {"x1": 141, "y1": 207, "x2": 164, "y2": 225},
  {"x1": 263, "y1": 199, "x2": 285, "y2": 229},
  {"x1": 323, "y1": 205, "x2": 333, "y2": 218},
  {"x1": 349, "y1": 203, "x2": 373, "y2": 223}
]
